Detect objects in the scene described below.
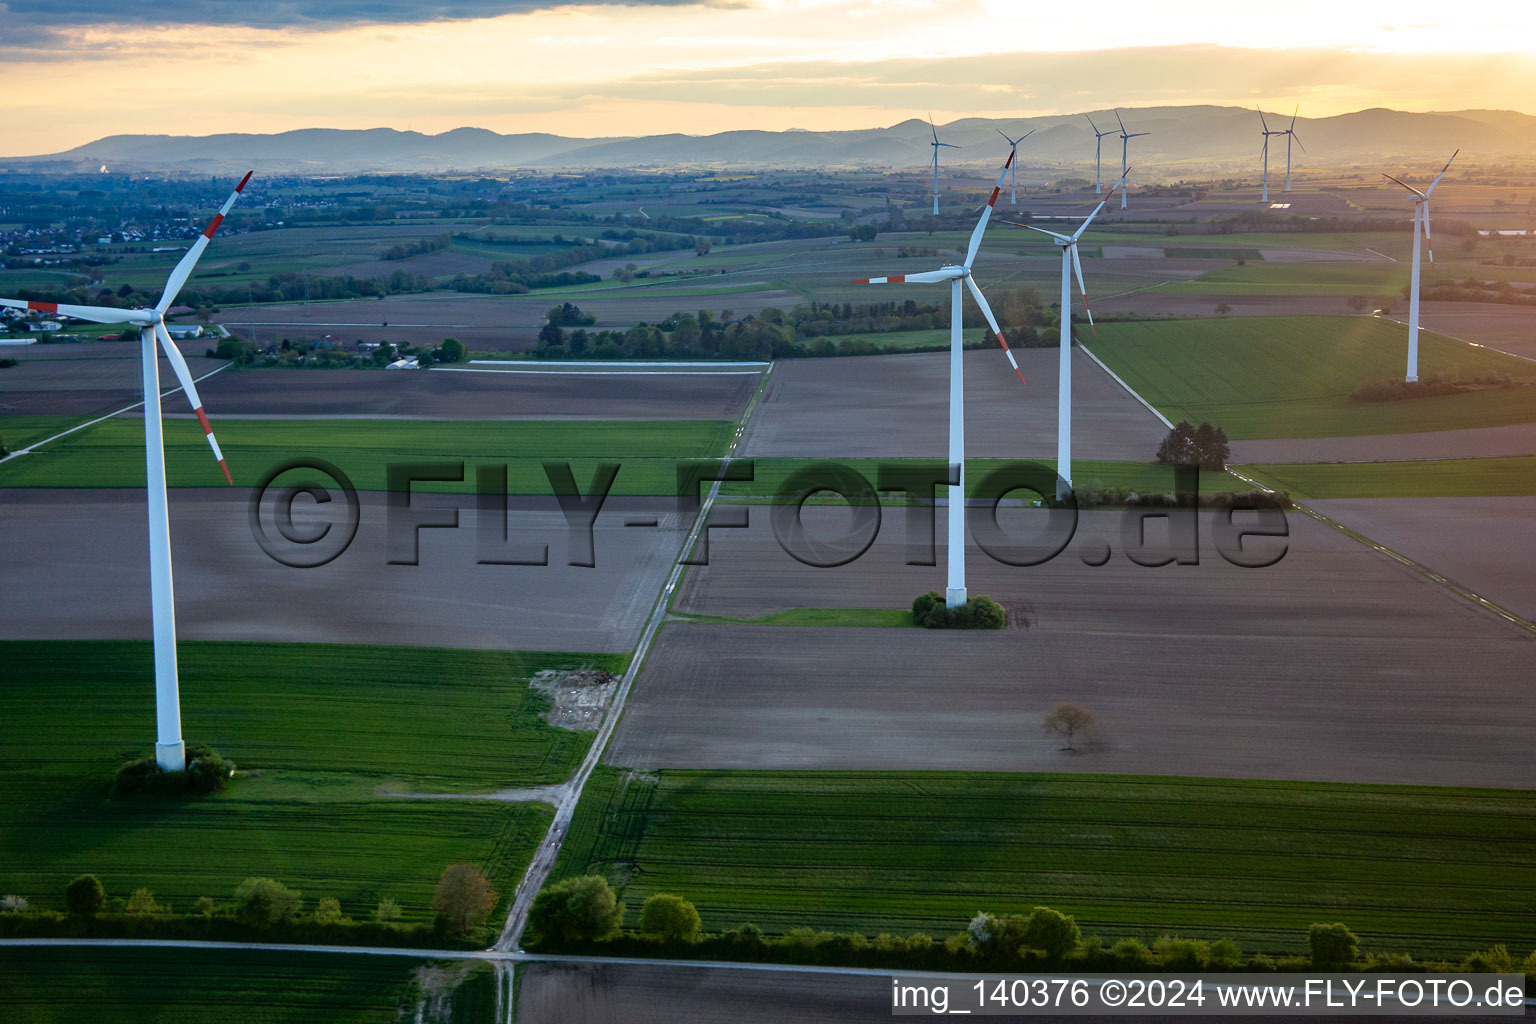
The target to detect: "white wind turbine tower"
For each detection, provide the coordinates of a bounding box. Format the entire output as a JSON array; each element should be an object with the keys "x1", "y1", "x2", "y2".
[
  {"x1": 1014, "y1": 173, "x2": 1128, "y2": 499},
  {"x1": 853, "y1": 149, "x2": 1026, "y2": 607},
  {"x1": 1085, "y1": 114, "x2": 1115, "y2": 193},
  {"x1": 1384, "y1": 150, "x2": 1457, "y2": 383},
  {"x1": 994, "y1": 127, "x2": 1034, "y2": 204},
  {"x1": 0, "y1": 171, "x2": 251, "y2": 772},
  {"x1": 1279, "y1": 106, "x2": 1305, "y2": 193},
  {"x1": 928, "y1": 115, "x2": 960, "y2": 215},
  {"x1": 1257, "y1": 109, "x2": 1288, "y2": 203},
  {"x1": 1114, "y1": 110, "x2": 1149, "y2": 210}
]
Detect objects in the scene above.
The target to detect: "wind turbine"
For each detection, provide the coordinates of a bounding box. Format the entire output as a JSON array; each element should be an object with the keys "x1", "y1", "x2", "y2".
[
  {"x1": 1384, "y1": 150, "x2": 1457, "y2": 383},
  {"x1": 0, "y1": 171, "x2": 251, "y2": 772},
  {"x1": 1086, "y1": 114, "x2": 1115, "y2": 193},
  {"x1": 1257, "y1": 109, "x2": 1287, "y2": 203},
  {"x1": 853, "y1": 149, "x2": 1025, "y2": 608},
  {"x1": 1013, "y1": 173, "x2": 1128, "y2": 499},
  {"x1": 994, "y1": 127, "x2": 1035, "y2": 204},
  {"x1": 1279, "y1": 106, "x2": 1306, "y2": 192},
  {"x1": 928, "y1": 115, "x2": 960, "y2": 215},
  {"x1": 1114, "y1": 110, "x2": 1149, "y2": 210}
]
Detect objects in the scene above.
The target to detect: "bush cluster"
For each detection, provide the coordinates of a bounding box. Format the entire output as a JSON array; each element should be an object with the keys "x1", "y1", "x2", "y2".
[
  {"x1": 911, "y1": 592, "x2": 1006, "y2": 630},
  {"x1": 110, "y1": 744, "x2": 234, "y2": 799},
  {"x1": 1155, "y1": 421, "x2": 1230, "y2": 471},
  {"x1": 1351, "y1": 372, "x2": 1520, "y2": 403}
]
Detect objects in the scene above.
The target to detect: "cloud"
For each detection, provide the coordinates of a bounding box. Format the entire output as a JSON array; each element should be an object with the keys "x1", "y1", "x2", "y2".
[{"x1": 1, "y1": 0, "x2": 716, "y2": 31}]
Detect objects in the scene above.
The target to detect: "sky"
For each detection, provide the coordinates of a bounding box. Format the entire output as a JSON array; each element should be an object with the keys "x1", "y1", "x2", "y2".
[{"x1": 1, "y1": 0, "x2": 1533, "y2": 153}]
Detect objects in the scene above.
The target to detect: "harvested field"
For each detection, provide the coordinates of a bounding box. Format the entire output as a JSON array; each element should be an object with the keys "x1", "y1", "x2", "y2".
[
  {"x1": 194, "y1": 365, "x2": 758, "y2": 421},
  {"x1": 608, "y1": 508, "x2": 1536, "y2": 786},
  {"x1": 1231, "y1": 422, "x2": 1536, "y2": 463},
  {"x1": 0, "y1": 347, "x2": 227, "y2": 417},
  {"x1": 1310, "y1": 496, "x2": 1536, "y2": 622},
  {"x1": 1416, "y1": 302, "x2": 1536, "y2": 362},
  {"x1": 739, "y1": 350, "x2": 1166, "y2": 460},
  {"x1": 518, "y1": 962, "x2": 891, "y2": 1024},
  {"x1": 0, "y1": 490, "x2": 685, "y2": 652}
]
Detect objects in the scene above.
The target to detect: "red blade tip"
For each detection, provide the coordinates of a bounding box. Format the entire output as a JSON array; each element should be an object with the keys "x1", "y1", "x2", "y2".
[{"x1": 236, "y1": 171, "x2": 253, "y2": 192}]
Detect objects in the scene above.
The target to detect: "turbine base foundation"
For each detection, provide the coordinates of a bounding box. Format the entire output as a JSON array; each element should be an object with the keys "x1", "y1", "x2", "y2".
[
  {"x1": 155, "y1": 741, "x2": 186, "y2": 773},
  {"x1": 945, "y1": 587, "x2": 967, "y2": 609}
]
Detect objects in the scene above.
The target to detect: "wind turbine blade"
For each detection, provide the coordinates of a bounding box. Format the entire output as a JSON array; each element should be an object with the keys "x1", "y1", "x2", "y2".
[
  {"x1": 0, "y1": 298, "x2": 146, "y2": 324},
  {"x1": 1292, "y1": 131, "x2": 1306, "y2": 154},
  {"x1": 1020, "y1": 129, "x2": 1035, "y2": 141},
  {"x1": 1070, "y1": 244, "x2": 1096, "y2": 338},
  {"x1": 1072, "y1": 173, "x2": 1128, "y2": 240},
  {"x1": 1289, "y1": 104, "x2": 1299, "y2": 131},
  {"x1": 156, "y1": 171, "x2": 253, "y2": 314},
  {"x1": 928, "y1": 114, "x2": 939, "y2": 145},
  {"x1": 852, "y1": 269, "x2": 957, "y2": 285},
  {"x1": 1258, "y1": 108, "x2": 1270, "y2": 132},
  {"x1": 1423, "y1": 203, "x2": 1435, "y2": 264},
  {"x1": 155, "y1": 322, "x2": 231, "y2": 484},
  {"x1": 1114, "y1": 109, "x2": 1127, "y2": 134},
  {"x1": 1425, "y1": 149, "x2": 1458, "y2": 196},
  {"x1": 936, "y1": 142, "x2": 961, "y2": 149},
  {"x1": 963, "y1": 149, "x2": 1015, "y2": 268},
  {"x1": 1085, "y1": 113, "x2": 1099, "y2": 135},
  {"x1": 964, "y1": 275, "x2": 1025, "y2": 387},
  {"x1": 1129, "y1": 131, "x2": 1151, "y2": 138},
  {"x1": 1382, "y1": 172, "x2": 1426, "y2": 198},
  {"x1": 1015, "y1": 223, "x2": 1072, "y2": 243}
]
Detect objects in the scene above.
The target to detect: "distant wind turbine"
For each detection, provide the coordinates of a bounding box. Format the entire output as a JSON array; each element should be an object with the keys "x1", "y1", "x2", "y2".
[
  {"x1": 1013, "y1": 172, "x2": 1128, "y2": 498},
  {"x1": 1384, "y1": 150, "x2": 1457, "y2": 382},
  {"x1": 1114, "y1": 110, "x2": 1149, "y2": 210},
  {"x1": 0, "y1": 172, "x2": 252, "y2": 772},
  {"x1": 853, "y1": 148, "x2": 1025, "y2": 607},
  {"x1": 1085, "y1": 114, "x2": 1116, "y2": 194},
  {"x1": 1279, "y1": 106, "x2": 1306, "y2": 192},
  {"x1": 1258, "y1": 109, "x2": 1287, "y2": 203},
  {"x1": 994, "y1": 127, "x2": 1035, "y2": 204},
  {"x1": 928, "y1": 115, "x2": 960, "y2": 215}
]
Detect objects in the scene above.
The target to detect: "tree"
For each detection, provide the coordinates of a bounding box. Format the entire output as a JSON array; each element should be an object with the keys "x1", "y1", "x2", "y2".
[
  {"x1": 2, "y1": 894, "x2": 30, "y2": 913},
  {"x1": 234, "y1": 877, "x2": 303, "y2": 927},
  {"x1": 374, "y1": 897, "x2": 402, "y2": 923},
  {"x1": 1214, "y1": 302, "x2": 1232, "y2": 316},
  {"x1": 65, "y1": 875, "x2": 105, "y2": 917},
  {"x1": 1156, "y1": 420, "x2": 1228, "y2": 470},
  {"x1": 848, "y1": 223, "x2": 878, "y2": 243},
  {"x1": 1308, "y1": 922, "x2": 1359, "y2": 968},
  {"x1": 1042, "y1": 702, "x2": 1094, "y2": 750},
  {"x1": 1347, "y1": 295, "x2": 1370, "y2": 313},
  {"x1": 527, "y1": 875, "x2": 624, "y2": 945},
  {"x1": 438, "y1": 337, "x2": 467, "y2": 363},
  {"x1": 313, "y1": 897, "x2": 345, "y2": 925},
  {"x1": 1023, "y1": 906, "x2": 1081, "y2": 960},
  {"x1": 638, "y1": 893, "x2": 702, "y2": 943},
  {"x1": 125, "y1": 888, "x2": 162, "y2": 915},
  {"x1": 432, "y1": 862, "x2": 499, "y2": 934},
  {"x1": 538, "y1": 321, "x2": 564, "y2": 349},
  {"x1": 1192, "y1": 422, "x2": 1231, "y2": 470}
]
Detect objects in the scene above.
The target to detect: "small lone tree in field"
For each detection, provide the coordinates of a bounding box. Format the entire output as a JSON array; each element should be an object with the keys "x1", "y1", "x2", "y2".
[
  {"x1": 1043, "y1": 703, "x2": 1095, "y2": 751},
  {"x1": 1308, "y1": 922, "x2": 1359, "y2": 968},
  {"x1": 235, "y1": 877, "x2": 303, "y2": 927},
  {"x1": 1214, "y1": 302, "x2": 1232, "y2": 316},
  {"x1": 527, "y1": 875, "x2": 624, "y2": 946},
  {"x1": 1347, "y1": 295, "x2": 1370, "y2": 313},
  {"x1": 65, "y1": 875, "x2": 105, "y2": 917},
  {"x1": 638, "y1": 893, "x2": 702, "y2": 944},
  {"x1": 432, "y1": 863, "x2": 499, "y2": 935},
  {"x1": 374, "y1": 897, "x2": 402, "y2": 923}
]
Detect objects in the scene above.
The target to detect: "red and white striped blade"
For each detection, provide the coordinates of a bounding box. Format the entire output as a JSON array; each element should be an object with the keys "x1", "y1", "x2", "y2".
[
  {"x1": 156, "y1": 171, "x2": 253, "y2": 315},
  {"x1": 965, "y1": 276, "x2": 1025, "y2": 387},
  {"x1": 1422, "y1": 202, "x2": 1434, "y2": 264},
  {"x1": 1425, "y1": 150, "x2": 1457, "y2": 197},
  {"x1": 852, "y1": 269, "x2": 955, "y2": 285},
  {"x1": 1070, "y1": 245, "x2": 1096, "y2": 338},
  {"x1": 963, "y1": 148, "x2": 1016, "y2": 269},
  {"x1": 1072, "y1": 174, "x2": 1127, "y2": 241},
  {"x1": 0, "y1": 298, "x2": 146, "y2": 324},
  {"x1": 155, "y1": 322, "x2": 231, "y2": 485}
]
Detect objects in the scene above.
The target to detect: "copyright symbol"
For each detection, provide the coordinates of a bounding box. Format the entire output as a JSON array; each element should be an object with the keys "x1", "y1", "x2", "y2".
[
  {"x1": 1100, "y1": 980, "x2": 1126, "y2": 1007},
  {"x1": 248, "y1": 458, "x2": 360, "y2": 568}
]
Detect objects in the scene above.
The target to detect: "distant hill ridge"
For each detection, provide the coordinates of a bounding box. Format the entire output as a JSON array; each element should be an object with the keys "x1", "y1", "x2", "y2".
[{"x1": 6, "y1": 106, "x2": 1533, "y2": 174}]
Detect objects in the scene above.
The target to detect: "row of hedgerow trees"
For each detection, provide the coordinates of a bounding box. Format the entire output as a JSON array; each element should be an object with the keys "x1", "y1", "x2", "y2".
[{"x1": 527, "y1": 875, "x2": 1536, "y2": 979}]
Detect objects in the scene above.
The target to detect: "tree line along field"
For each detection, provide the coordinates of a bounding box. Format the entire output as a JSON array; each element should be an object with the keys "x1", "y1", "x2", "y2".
[
  {"x1": 552, "y1": 768, "x2": 1536, "y2": 960},
  {"x1": 0, "y1": 418, "x2": 735, "y2": 491},
  {"x1": 0, "y1": 948, "x2": 458, "y2": 1024},
  {"x1": 1089, "y1": 316, "x2": 1536, "y2": 438},
  {"x1": 0, "y1": 640, "x2": 624, "y2": 920}
]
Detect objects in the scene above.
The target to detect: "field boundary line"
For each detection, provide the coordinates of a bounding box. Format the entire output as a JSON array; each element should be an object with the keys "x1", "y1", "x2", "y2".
[
  {"x1": 441, "y1": 367, "x2": 764, "y2": 377},
  {"x1": 468, "y1": 360, "x2": 770, "y2": 369},
  {"x1": 1364, "y1": 248, "x2": 1397, "y2": 262},
  {"x1": 1375, "y1": 316, "x2": 1536, "y2": 367},
  {"x1": 1077, "y1": 343, "x2": 1174, "y2": 428},
  {"x1": 493, "y1": 362, "x2": 775, "y2": 953},
  {"x1": 1226, "y1": 465, "x2": 1536, "y2": 639},
  {"x1": 0, "y1": 362, "x2": 231, "y2": 465}
]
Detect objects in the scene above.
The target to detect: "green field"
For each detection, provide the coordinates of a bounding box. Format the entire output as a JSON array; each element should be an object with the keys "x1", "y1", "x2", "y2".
[
  {"x1": 1240, "y1": 456, "x2": 1536, "y2": 498},
  {"x1": 1164, "y1": 262, "x2": 1413, "y2": 296},
  {"x1": 0, "y1": 640, "x2": 623, "y2": 919},
  {"x1": 552, "y1": 769, "x2": 1536, "y2": 959},
  {"x1": 0, "y1": 417, "x2": 733, "y2": 491},
  {"x1": 1089, "y1": 316, "x2": 1536, "y2": 439},
  {"x1": 0, "y1": 948, "x2": 445, "y2": 1024},
  {"x1": 0, "y1": 415, "x2": 92, "y2": 450}
]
